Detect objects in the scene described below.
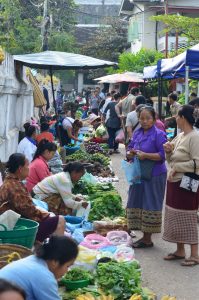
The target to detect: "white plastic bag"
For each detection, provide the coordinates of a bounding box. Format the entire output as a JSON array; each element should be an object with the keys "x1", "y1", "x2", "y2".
[
  {"x1": 76, "y1": 202, "x2": 91, "y2": 221},
  {"x1": 0, "y1": 210, "x2": 21, "y2": 231}
]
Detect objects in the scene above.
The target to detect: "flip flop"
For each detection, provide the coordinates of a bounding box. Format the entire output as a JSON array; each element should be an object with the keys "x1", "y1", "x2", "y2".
[
  {"x1": 133, "y1": 241, "x2": 154, "y2": 248},
  {"x1": 181, "y1": 257, "x2": 199, "y2": 267},
  {"x1": 164, "y1": 253, "x2": 185, "y2": 261}
]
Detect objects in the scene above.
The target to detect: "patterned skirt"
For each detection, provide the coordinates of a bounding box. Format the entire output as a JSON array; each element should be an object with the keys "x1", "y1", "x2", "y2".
[
  {"x1": 163, "y1": 181, "x2": 199, "y2": 244},
  {"x1": 126, "y1": 173, "x2": 167, "y2": 233},
  {"x1": 44, "y1": 194, "x2": 72, "y2": 216}
]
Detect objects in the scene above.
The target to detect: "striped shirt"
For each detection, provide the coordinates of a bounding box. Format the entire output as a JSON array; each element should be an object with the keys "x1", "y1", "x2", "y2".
[{"x1": 33, "y1": 172, "x2": 82, "y2": 210}]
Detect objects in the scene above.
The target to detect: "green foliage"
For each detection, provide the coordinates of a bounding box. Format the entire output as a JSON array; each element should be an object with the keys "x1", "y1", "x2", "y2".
[
  {"x1": 108, "y1": 48, "x2": 164, "y2": 74},
  {"x1": 151, "y1": 14, "x2": 199, "y2": 43},
  {"x1": 48, "y1": 32, "x2": 77, "y2": 53},
  {"x1": 0, "y1": 0, "x2": 77, "y2": 54},
  {"x1": 96, "y1": 261, "x2": 146, "y2": 299},
  {"x1": 81, "y1": 17, "x2": 130, "y2": 62}
]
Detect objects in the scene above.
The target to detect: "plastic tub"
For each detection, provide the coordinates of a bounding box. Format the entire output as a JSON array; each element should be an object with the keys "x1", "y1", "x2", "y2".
[
  {"x1": 60, "y1": 278, "x2": 89, "y2": 290},
  {"x1": 0, "y1": 218, "x2": 39, "y2": 249}
]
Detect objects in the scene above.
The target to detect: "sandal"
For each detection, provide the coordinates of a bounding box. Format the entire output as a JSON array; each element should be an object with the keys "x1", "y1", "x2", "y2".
[
  {"x1": 164, "y1": 253, "x2": 185, "y2": 261},
  {"x1": 181, "y1": 257, "x2": 199, "y2": 267},
  {"x1": 133, "y1": 241, "x2": 154, "y2": 248}
]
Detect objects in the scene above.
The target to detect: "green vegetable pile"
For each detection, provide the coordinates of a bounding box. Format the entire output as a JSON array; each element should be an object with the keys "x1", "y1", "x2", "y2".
[
  {"x1": 63, "y1": 267, "x2": 94, "y2": 283},
  {"x1": 66, "y1": 150, "x2": 110, "y2": 167},
  {"x1": 88, "y1": 191, "x2": 125, "y2": 221},
  {"x1": 96, "y1": 261, "x2": 148, "y2": 300},
  {"x1": 73, "y1": 182, "x2": 114, "y2": 196}
]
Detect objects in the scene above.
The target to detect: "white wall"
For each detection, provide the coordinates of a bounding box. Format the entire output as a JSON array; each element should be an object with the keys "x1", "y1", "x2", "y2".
[{"x1": 0, "y1": 52, "x2": 34, "y2": 162}]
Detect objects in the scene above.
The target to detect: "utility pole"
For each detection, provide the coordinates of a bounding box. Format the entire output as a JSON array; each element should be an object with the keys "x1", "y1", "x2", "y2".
[
  {"x1": 41, "y1": 0, "x2": 50, "y2": 51},
  {"x1": 165, "y1": 0, "x2": 169, "y2": 58}
]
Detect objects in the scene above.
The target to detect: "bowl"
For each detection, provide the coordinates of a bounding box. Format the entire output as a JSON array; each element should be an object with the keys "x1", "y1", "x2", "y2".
[{"x1": 60, "y1": 278, "x2": 90, "y2": 290}]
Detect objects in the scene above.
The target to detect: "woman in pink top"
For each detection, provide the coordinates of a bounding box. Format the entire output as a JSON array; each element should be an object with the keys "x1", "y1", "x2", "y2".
[{"x1": 26, "y1": 139, "x2": 57, "y2": 192}]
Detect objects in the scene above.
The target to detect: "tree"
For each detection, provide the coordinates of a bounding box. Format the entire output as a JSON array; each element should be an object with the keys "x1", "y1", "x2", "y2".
[
  {"x1": 81, "y1": 17, "x2": 130, "y2": 62},
  {"x1": 0, "y1": 0, "x2": 77, "y2": 54},
  {"x1": 107, "y1": 48, "x2": 164, "y2": 74},
  {"x1": 151, "y1": 15, "x2": 199, "y2": 43}
]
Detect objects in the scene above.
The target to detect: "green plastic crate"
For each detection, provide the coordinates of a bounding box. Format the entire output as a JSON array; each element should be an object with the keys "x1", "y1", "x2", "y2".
[{"x1": 0, "y1": 218, "x2": 39, "y2": 249}]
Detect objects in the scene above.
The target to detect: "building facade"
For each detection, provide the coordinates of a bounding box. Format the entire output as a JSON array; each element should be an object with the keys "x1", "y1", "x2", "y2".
[{"x1": 120, "y1": 0, "x2": 199, "y2": 54}]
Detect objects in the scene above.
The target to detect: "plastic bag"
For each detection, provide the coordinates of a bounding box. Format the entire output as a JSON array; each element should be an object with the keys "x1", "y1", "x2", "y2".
[
  {"x1": 121, "y1": 157, "x2": 141, "y2": 185},
  {"x1": 113, "y1": 246, "x2": 135, "y2": 262},
  {"x1": 107, "y1": 231, "x2": 132, "y2": 246},
  {"x1": 74, "y1": 245, "x2": 98, "y2": 271},
  {"x1": 115, "y1": 128, "x2": 125, "y2": 143},
  {"x1": 32, "y1": 198, "x2": 48, "y2": 211},
  {"x1": 81, "y1": 172, "x2": 98, "y2": 185},
  {"x1": 80, "y1": 233, "x2": 111, "y2": 249},
  {"x1": 0, "y1": 210, "x2": 21, "y2": 231},
  {"x1": 72, "y1": 228, "x2": 85, "y2": 244},
  {"x1": 76, "y1": 202, "x2": 91, "y2": 221}
]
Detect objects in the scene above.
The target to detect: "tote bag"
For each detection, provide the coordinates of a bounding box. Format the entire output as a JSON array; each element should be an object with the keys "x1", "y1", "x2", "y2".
[{"x1": 121, "y1": 157, "x2": 141, "y2": 185}]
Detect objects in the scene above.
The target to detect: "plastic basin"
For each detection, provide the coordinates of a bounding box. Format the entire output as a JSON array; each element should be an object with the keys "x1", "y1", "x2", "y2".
[
  {"x1": 0, "y1": 218, "x2": 39, "y2": 249},
  {"x1": 61, "y1": 278, "x2": 90, "y2": 290}
]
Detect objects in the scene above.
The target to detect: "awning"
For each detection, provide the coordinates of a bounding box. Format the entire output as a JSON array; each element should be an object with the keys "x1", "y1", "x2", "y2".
[
  {"x1": 94, "y1": 72, "x2": 144, "y2": 83},
  {"x1": 14, "y1": 51, "x2": 117, "y2": 70}
]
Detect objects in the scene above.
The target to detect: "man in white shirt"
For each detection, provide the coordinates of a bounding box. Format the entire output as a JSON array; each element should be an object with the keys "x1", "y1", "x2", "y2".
[{"x1": 126, "y1": 96, "x2": 146, "y2": 140}]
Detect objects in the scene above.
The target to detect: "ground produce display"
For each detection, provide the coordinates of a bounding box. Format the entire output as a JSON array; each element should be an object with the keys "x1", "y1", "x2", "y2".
[
  {"x1": 96, "y1": 261, "x2": 148, "y2": 300},
  {"x1": 73, "y1": 182, "x2": 124, "y2": 221},
  {"x1": 88, "y1": 191, "x2": 124, "y2": 221},
  {"x1": 66, "y1": 150, "x2": 110, "y2": 167},
  {"x1": 84, "y1": 142, "x2": 107, "y2": 155},
  {"x1": 61, "y1": 260, "x2": 155, "y2": 300},
  {"x1": 62, "y1": 268, "x2": 94, "y2": 283}
]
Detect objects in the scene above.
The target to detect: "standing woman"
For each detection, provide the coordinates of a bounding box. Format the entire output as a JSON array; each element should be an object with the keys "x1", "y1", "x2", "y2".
[
  {"x1": 126, "y1": 106, "x2": 167, "y2": 248},
  {"x1": 26, "y1": 139, "x2": 57, "y2": 192},
  {"x1": 163, "y1": 105, "x2": 199, "y2": 266},
  {"x1": 103, "y1": 93, "x2": 121, "y2": 154},
  {"x1": 17, "y1": 123, "x2": 37, "y2": 163}
]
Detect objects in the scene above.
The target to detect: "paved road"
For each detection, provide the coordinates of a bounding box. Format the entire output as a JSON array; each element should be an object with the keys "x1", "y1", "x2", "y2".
[{"x1": 111, "y1": 148, "x2": 199, "y2": 300}]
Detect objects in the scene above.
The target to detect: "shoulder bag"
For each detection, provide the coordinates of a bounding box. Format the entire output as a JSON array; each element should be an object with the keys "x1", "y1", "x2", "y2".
[{"x1": 180, "y1": 159, "x2": 199, "y2": 193}]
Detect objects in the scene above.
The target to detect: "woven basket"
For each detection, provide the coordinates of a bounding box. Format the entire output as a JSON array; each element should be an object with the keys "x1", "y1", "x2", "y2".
[{"x1": 0, "y1": 244, "x2": 32, "y2": 269}]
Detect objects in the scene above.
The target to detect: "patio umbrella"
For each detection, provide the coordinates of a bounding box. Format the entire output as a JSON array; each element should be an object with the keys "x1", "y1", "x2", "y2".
[
  {"x1": 14, "y1": 51, "x2": 117, "y2": 112},
  {"x1": 94, "y1": 72, "x2": 144, "y2": 83}
]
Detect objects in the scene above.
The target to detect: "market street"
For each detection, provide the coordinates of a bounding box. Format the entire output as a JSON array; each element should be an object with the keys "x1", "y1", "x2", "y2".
[{"x1": 112, "y1": 147, "x2": 199, "y2": 300}]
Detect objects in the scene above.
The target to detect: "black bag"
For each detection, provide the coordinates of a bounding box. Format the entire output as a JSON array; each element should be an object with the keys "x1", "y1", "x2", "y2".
[{"x1": 139, "y1": 159, "x2": 155, "y2": 181}]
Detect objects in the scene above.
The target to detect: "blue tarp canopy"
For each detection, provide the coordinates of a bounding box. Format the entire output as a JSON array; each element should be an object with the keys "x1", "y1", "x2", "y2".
[
  {"x1": 143, "y1": 44, "x2": 199, "y2": 80},
  {"x1": 158, "y1": 43, "x2": 199, "y2": 79},
  {"x1": 143, "y1": 65, "x2": 158, "y2": 79}
]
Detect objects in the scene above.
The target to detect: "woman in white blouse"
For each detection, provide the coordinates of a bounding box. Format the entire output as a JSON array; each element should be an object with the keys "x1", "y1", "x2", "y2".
[
  {"x1": 33, "y1": 162, "x2": 88, "y2": 215},
  {"x1": 17, "y1": 123, "x2": 37, "y2": 163}
]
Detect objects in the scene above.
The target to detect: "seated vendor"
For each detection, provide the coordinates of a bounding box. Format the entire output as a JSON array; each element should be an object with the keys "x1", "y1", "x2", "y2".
[
  {"x1": 57, "y1": 110, "x2": 82, "y2": 146},
  {"x1": 33, "y1": 162, "x2": 88, "y2": 215},
  {"x1": 26, "y1": 139, "x2": 57, "y2": 192},
  {"x1": 0, "y1": 236, "x2": 78, "y2": 300},
  {"x1": 0, "y1": 153, "x2": 65, "y2": 242}
]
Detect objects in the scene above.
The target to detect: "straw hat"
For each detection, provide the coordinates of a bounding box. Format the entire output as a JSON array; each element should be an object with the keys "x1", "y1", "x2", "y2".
[{"x1": 89, "y1": 113, "x2": 101, "y2": 124}]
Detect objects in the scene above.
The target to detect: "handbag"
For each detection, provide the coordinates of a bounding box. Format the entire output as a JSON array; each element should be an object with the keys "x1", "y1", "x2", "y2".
[
  {"x1": 121, "y1": 157, "x2": 141, "y2": 185},
  {"x1": 180, "y1": 159, "x2": 199, "y2": 193},
  {"x1": 139, "y1": 159, "x2": 155, "y2": 181}
]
